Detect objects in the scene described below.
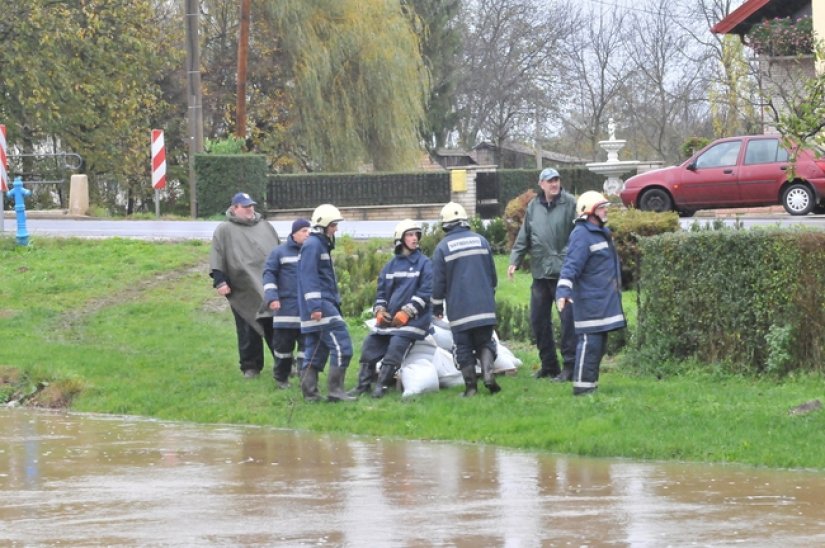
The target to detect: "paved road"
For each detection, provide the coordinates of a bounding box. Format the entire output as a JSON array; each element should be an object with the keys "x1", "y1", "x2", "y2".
[
  {"x1": 3, "y1": 212, "x2": 825, "y2": 241},
  {"x1": 1, "y1": 217, "x2": 438, "y2": 240}
]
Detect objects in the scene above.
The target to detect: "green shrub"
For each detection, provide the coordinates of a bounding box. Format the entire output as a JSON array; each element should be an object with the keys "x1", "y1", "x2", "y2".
[
  {"x1": 609, "y1": 208, "x2": 680, "y2": 288},
  {"x1": 333, "y1": 236, "x2": 393, "y2": 317},
  {"x1": 637, "y1": 227, "x2": 825, "y2": 375}
]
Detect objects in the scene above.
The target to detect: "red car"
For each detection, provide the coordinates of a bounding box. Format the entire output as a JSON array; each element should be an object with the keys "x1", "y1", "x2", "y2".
[{"x1": 619, "y1": 135, "x2": 825, "y2": 216}]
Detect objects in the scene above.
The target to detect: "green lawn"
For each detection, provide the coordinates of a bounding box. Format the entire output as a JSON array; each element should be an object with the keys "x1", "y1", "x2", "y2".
[{"x1": 1, "y1": 235, "x2": 824, "y2": 470}]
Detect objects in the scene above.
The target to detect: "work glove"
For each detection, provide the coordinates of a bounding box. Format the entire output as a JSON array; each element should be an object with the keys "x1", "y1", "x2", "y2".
[
  {"x1": 391, "y1": 310, "x2": 409, "y2": 327},
  {"x1": 391, "y1": 304, "x2": 417, "y2": 327},
  {"x1": 375, "y1": 306, "x2": 392, "y2": 327}
]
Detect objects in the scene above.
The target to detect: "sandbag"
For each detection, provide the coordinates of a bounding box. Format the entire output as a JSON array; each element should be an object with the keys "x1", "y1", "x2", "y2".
[
  {"x1": 399, "y1": 360, "x2": 440, "y2": 397},
  {"x1": 431, "y1": 347, "x2": 464, "y2": 388},
  {"x1": 430, "y1": 319, "x2": 454, "y2": 351}
]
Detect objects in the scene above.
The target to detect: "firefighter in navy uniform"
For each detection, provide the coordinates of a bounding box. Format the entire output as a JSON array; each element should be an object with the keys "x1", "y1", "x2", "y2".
[
  {"x1": 348, "y1": 219, "x2": 434, "y2": 398},
  {"x1": 431, "y1": 202, "x2": 501, "y2": 397},
  {"x1": 297, "y1": 204, "x2": 356, "y2": 402},
  {"x1": 262, "y1": 218, "x2": 311, "y2": 389},
  {"x1": 556, "y1": 191, "x2": 627, "y2": 396}
]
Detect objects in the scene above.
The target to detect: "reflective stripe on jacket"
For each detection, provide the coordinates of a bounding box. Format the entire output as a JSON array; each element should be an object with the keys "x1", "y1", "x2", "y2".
[
  {"x1": 262, "y1": 235, "x2": 302, "y2": 328},
  {"x1": 432, "y1": 226, "x2": 497, "y2": 332},
  {"x1": 556, "y1": 220, "x2": 626, "y2": 334},
  {"x1": 372, "y1": 249, "x2": 433, "y2": 340},
  {"x1": 297, "y1": 231, "x2": 343, "y2": 332}
]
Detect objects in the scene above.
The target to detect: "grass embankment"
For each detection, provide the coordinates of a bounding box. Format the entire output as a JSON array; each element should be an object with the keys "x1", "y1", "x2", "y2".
[{"x1": 1, "y1": 236, "x2": 824, "y2": 470}]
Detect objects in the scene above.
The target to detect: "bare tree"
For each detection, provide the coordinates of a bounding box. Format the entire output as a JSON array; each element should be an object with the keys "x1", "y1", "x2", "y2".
[
  {"x1": 620, "y1": 0, "x2": 709, "y2": 162},
  {"x1": 558, "y1": 6, "x2": 632, "y2": 160},
  {"x1": 679, "y1": 0, "x2": 761, "y2": 137},
  {"x1": 453, "y1": 0, "x2": 578, "y2": 151}
]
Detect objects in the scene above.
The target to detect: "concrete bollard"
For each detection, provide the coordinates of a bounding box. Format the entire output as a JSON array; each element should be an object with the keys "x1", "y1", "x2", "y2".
[{"x1": 68, "y1": 174, "x2": 89, "y2": 216}]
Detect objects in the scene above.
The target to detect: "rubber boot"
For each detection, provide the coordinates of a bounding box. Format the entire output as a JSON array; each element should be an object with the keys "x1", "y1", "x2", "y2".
[
  {"x1": 327, "y1": 366, "x2": 356, "y2": 402},
  {"x1": 534, "y1": 359, "x2": 560, "y2": 379},
  {"x1": 480, "y1": 348, "x2": 501, "y2": 394},
  {"x1": 553, "y1": 367, "x2": 573, "y2": 383},
  {"x1": 371, "y1": 363, "x2": 396, "y2": 399},
  {"x1": 273, "y1": 357, "x2": 292, "y2": 389},
  {"x1": 301, "y1": 366, "x2": 322, "y2": 402},
  {"x1": 460, "y1": 365, "x2": 477, "y2": 398},
  {"x1": 347, "y1": 362, "x2": 375, "y2": 397}
]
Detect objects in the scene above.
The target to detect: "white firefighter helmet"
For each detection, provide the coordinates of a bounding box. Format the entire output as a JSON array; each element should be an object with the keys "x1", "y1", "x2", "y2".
[
  {"x1": 439, "y1": 202, "x2": 468, "y2": 225},
  {"x1": 311, "y1": 204, "x2": 343, "y2": 228},
  {"x1": 576, "y1": 191, "x2": 609, "y2": 218},
  {"x1": 394, "y1": 219, "x2": 422, "y2": 250}
]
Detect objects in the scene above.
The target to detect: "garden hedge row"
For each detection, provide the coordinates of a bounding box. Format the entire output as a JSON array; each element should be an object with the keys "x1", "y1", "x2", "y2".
[{"x1": 637, "y1": 227, "x2": 825, "y2": 375}]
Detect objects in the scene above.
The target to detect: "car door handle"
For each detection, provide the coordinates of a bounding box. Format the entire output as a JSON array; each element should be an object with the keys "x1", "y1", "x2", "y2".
[
  {"x1": 723, "y1": 169, "x2": 733, "y2": 174},
  {"x1": 780, "y1": 165, "x2": 788, "y2": 171}
]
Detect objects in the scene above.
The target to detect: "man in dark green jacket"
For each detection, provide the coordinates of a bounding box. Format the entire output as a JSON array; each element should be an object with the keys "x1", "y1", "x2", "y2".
[{"x1": 508, "y1": 168, "x2": 577, "y2": 381}]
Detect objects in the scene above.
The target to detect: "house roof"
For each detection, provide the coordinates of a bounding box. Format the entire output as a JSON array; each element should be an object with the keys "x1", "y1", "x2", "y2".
[
  {"x1": 711, "y1": 0, "x2": 810, "y2": 35},
  {"x1": 473, "y1": 141, "x2": 587, "y2": 164}
]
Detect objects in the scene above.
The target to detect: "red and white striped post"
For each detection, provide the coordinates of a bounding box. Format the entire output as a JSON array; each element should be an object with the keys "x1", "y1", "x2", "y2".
[
  {"x1": 1, "y1": 124, "x2": 8, "y2": 233},
  {"x1": 0, "y1": 124, "x2": 8, "y2": 193},
  {"x1": 151, "y1": 129, "x2": 166, "y2": 217}
]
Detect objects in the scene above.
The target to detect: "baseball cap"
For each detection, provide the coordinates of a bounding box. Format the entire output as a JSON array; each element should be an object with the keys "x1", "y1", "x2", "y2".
[
  {"x1": 231, "y1": 192, "x2": 257, "y2": 207},
  {"x1": 538, "y1": 168, "x2": 560, "y2": 182}
]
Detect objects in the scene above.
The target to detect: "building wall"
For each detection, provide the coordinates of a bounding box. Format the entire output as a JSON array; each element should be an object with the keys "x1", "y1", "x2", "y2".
[{"x1": 815, "y1": 0, "x2": 825, "y2": 73}]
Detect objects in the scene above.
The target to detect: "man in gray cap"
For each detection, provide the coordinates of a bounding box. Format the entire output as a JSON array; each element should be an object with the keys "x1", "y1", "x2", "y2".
[
  {"x1": 507, "y1": 168, "x2": 577, "y2": 381},
  {"x1": 210, "y1": 192, "x2": 281, "y2": 378}
]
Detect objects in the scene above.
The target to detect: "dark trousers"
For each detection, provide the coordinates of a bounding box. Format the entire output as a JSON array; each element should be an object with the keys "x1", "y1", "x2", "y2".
[
  {"x1": 271, "y1": 327, "x2": 304, "y2": 382},
  {"x1": 572, "y1": 332, "x2": 608, "y2": 393},
  {"x1": 531, "y1": 278, "x2": 576, "y2": 375},
  {"x1": 361, "y1": 333, "x2": 414, "y2": 370},
  {"x1": 231, "y1": 307, "x2": 275, "y2": 373},
  {"x1": 452, "y1": 325, "x2": 497, "y2": 369},
  {"x1": 303, "y1": 321, "x2": 353, "y2": 372}
]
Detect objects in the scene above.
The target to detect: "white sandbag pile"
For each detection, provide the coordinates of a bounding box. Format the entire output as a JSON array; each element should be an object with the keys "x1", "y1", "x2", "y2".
[{"x1": 364, "y1": 317, "x2": 522, "y2": 398}]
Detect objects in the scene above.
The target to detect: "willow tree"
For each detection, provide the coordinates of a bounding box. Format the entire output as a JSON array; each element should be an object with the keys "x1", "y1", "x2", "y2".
[{"x1": 265, "y1": 0, "x2": 429, "y2": 172}]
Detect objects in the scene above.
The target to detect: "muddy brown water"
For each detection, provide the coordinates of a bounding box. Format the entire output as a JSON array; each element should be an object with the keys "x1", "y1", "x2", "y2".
[{"x1": 2, "y1": 409, "x2": 824, "y2": 546}]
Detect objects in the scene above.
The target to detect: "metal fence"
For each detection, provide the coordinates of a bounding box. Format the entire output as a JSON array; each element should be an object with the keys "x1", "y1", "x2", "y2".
[{"x1": 267, "y1": 171, "x2": 451, "y2": 209}]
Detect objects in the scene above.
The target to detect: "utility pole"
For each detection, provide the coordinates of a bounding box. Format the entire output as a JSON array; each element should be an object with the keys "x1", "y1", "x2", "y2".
[
  {"x1": 534, "y1": 103, "x2": 543, "y2": 169},
  {"x1": 185, "y1": 0, "x2": 204, "y2": 218},
  {"x1": 236, "y1": 0, "x2": 251, "y2": 140}
]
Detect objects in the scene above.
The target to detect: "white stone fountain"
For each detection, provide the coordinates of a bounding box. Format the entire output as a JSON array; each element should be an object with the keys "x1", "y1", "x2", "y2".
[{"x1": 585, "y1": 117, "x2": 639, "y2": 196}]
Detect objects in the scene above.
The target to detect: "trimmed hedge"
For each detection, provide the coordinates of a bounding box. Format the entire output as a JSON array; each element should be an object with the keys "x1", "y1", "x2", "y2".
[
  {"x1": 609, "y1": 208, "x2": 681, "y2": 288},
  {"x1": 637, "y1": 227, "x2": 825, "y2": 375},
  {"x1": 195, "y1": 154, "x2": 268, "y2": 217}
]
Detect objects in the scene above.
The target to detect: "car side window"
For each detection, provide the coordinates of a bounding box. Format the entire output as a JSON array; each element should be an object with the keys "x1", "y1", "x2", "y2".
[
  {"x1": 695, "y1": 141, "x2": 741, "y2": 169},
  {"x1": 744, "y1": 139, "x2": 788, "y2": 164}
]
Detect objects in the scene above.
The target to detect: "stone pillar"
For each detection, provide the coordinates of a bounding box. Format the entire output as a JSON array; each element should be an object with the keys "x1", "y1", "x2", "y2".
[
  {"x1": 68, "y1": 174, "x2": 89, "y2": 216},
  {"x1": 449, "y1": 167, "x2": 478, "y2": 218}
]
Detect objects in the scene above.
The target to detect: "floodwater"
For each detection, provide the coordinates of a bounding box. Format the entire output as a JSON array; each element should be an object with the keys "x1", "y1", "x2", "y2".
[{"x1": 2, "y1": 410, "x2": 824, "y2": 547}]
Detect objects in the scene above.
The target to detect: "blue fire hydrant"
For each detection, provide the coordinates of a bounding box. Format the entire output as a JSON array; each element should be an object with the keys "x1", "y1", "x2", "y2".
[{"x1": 8, "y1": 176, "x2": 31, "y2": 246}]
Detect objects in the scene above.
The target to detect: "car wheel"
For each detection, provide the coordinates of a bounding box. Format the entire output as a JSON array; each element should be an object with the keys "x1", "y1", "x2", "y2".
[
  {"x1": 781, "y1": 183, "x2": 815, "y2": 216},
  {"x1": 638, "y1": 188, "x2": 673, "y2": 212}
]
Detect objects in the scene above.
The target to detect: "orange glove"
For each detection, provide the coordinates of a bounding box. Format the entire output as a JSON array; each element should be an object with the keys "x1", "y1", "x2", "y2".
[
  {"x1": 391, "y1": 310, "x2": 410, "y2": 327},
  {"x1": 375, "y1": 307, "x2": 392, "y2": 327}
]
